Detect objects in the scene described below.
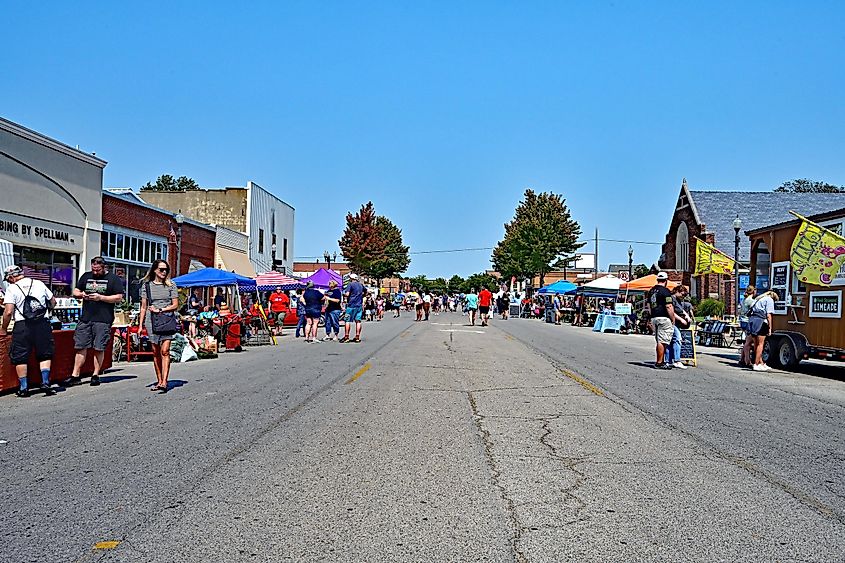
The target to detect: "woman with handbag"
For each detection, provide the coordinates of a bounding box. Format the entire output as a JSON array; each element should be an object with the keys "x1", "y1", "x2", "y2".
[{"x1": 138, "y1": 260, "x2": 180, "y2": 393}]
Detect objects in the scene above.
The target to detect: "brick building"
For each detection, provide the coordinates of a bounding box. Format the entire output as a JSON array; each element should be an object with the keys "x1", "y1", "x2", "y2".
[
  {"x1": 102, "y1": 191, "x2": 216, "y2": 303},
  {"x1": 657, "y1": 179, "x2": 845, "y2": 314}
]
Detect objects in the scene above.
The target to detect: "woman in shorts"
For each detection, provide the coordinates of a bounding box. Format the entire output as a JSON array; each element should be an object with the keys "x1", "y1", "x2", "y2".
[
  {"x1": 749, "y1": 290, "x2": 777, "y2": 371},
  {"x1": 738, "y1": 286, "x2": 757, "y2": 367},
  {"x1": 138, "y1": 260, "x2": 179, "y2": 393}
]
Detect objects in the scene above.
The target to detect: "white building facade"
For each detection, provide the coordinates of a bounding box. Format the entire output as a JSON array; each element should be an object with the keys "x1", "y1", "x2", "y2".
[{"x1": 245, "y1": 181, "x2": 295, "y2": 275}]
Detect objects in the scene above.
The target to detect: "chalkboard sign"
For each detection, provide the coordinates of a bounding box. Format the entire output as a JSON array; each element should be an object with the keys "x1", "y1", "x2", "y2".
[
  {"x1": 679, "y1": 329, "x2": 697, "y2": 366},
  {"x1": 772, "y1": 265, "x2": 788, "y2": 287}
]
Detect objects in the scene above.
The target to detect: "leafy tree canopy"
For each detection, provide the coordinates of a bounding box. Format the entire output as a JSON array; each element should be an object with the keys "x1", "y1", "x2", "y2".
[
  {"x1": 633, "y1": 264, "x2": 650, "y2": 279},
  {"x1": 140, "y1": 174, "x2": 200, "y2": 192},
  {"x1": 338, "y1": 202, "x2": 410, "y2": 283},
  {"x1": 492, "y1": 189, "x2": 583, "y2": 287},
  {"x1": 461, "y1": 272, "x2": 500, "y2": 294},
  {"x1": 448, "y1": 275, "x2": 465, "y2": 291},
  {"x1": 774, "y1": 179, "x2": 845, "y2": 193}
]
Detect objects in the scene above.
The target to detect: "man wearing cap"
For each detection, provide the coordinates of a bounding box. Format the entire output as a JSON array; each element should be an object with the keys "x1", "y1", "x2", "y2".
[
  {"x1": 340, "y1": 273, "x2": 364, "y2": 343},
  {"x1": 0, "y1": 265, "x2": 57, "y2": 397},
  {"x1": 647, "y1": 272, "x2": 676, "y2": 370},
  {"x1": 322, "y1": 279, "x2": 342, "y2": 341},
  {"x1": 66, "y1": 257, "x2": 124, "y2": 386}
]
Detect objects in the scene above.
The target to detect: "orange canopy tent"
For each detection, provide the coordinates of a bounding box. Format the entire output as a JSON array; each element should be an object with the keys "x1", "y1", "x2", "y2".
[{"x1": 619, "y1": 274, "x2": 679, "y2": 292}]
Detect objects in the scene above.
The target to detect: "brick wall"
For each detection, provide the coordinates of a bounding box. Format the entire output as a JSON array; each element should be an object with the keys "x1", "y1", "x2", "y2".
[{"x1": 102, "y1": 194, "x2": 216, "y2": 277}]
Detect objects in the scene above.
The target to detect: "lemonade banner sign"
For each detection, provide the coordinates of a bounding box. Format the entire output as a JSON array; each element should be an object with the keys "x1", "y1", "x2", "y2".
[{"x1": 789, "y1": 213, "x2": 845, "y2": 287}]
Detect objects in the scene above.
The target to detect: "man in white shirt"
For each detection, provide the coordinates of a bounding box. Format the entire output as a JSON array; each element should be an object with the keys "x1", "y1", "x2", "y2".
[{"x1": 0, "y1": 265, "x2": 57, "y2": 397}]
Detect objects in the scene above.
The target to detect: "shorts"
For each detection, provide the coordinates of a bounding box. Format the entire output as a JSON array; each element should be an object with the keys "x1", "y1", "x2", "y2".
[
  {"x1": 305, "y1": 309, "x2": 322, "y2": 320},
  {"x1": 345, "y1": 306, "x2": 363, "y2": 322},
  {"x1": 275, "y1": 311, "x2": 286, "y2": 324},
  {"x1": 9, "y1": 319, "x2": 54, "y2": 365},
  {"x1": 74, "y1": 320, "x2": 112, "y2": 351},
  {"x1": 479, "y1": 306, "x2": 490, "y2": 314},
  {"x1": 739, "y1": 320, "x2": 749, "y2": 332},
  {"x1": 651, "y1": 317, "x2": 674, "y2": 345},
  {"x1": 749, "y1": 316, "x2": 769, "y2": 336}
]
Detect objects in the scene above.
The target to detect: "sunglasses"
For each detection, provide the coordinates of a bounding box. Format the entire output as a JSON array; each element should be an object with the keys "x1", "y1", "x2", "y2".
[{"x1": 157, "y1": 267, "x2": 170, "y2": 273}]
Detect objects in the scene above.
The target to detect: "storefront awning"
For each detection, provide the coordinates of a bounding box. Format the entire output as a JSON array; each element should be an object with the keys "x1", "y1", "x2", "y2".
[{"x1": 217, "y1": 247, "x2": 256, "y2": 278}]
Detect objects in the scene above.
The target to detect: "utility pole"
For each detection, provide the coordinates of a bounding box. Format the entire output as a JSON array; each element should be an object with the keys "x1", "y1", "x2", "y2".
[{"x1": 595, "y1": 228, "x2": 599, "y2": 278}]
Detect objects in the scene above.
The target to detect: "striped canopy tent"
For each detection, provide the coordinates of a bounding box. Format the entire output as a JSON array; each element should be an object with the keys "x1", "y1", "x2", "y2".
[{"x1": 255, "y1": 271, "x2": 303, "y2": 291}]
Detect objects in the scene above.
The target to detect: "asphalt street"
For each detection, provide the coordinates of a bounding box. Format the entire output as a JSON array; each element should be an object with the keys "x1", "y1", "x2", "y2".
[{"x1": 1, "y1": 313, "x2": 843, "y2": 562}]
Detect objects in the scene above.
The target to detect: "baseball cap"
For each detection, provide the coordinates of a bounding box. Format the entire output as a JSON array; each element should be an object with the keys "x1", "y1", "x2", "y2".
[
  {"x1": 4, "y1": 265, "x2": 23, "y2": 280},
  {"x1": 656, "y1": 271, "x2": 669, "y2": 281},
  {"x1": 349, "y1": 273, "x2": 358, "y2": 279}
]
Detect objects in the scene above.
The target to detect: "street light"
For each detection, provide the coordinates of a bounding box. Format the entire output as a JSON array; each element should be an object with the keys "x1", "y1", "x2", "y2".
[
  {"x1": 733, "y1": 215, "x2": 742, "y2": 317},
  {"x1": 271, "y1": 243, "x2": 277, "y2": 272},
  {"x1": 627, "y1": 245, "x2": 634, "y2": 281},
  {"x1": 174, "y1": 211, "x2": 184, "y2": 276}
]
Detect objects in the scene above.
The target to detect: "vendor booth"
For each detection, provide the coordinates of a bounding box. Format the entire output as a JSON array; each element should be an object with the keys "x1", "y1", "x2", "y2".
[
  {"x1": 255, "y1": 271, "x2": 302, "y2": 291},
  {"x1": 619, "y1": 274, "x2": 679, "y2": 293},
  {"x1": 300, "y1": 268, "x2": 342, "y2": 290}
]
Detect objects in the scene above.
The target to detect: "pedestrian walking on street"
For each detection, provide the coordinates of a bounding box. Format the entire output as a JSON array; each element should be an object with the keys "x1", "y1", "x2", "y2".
[
  {"x1": 465, "y1": 288, "x2": 479, "y2": 326},
  {"x1": 322, "y1": 280, "x2": 342, "y2": 341},
  {"x1": 340, "y1": 274, "x2": 364, "y2": 342},
  {"x1": 647, "y1": 272, "x2": 676, "y2": 369},
  {"x1": 749, "y1": 290, "x2": 777, "y2": 371},
  {"x1": 478, "y1": 286, "x2": 493, "y2": 326},
  {"x1": 293, "y1": 289, "x2": 307, "y2": 338},
  {"x1": 66, "y1": 256, "x2": 124, "y2": 387},
  {"x1": 0, "y1": 265, "x2": 57, "y2": 397},
  {"x1": 422, "y1": 291, "x2": 432, "y2": 321},
  {"x1": 665, "y1": 285, "x2": 692, "y2": 370},
  {"x1": 738, "y1": 286, "x2": 758, "y2": 367},
  {"x1": 268, "y1": 286, "x2": 289, "y2": 336},
  {"x1": 392, "y1": 292, "x2": 403, "y2": 318},
  {"x1": 302, "y1": 282, "x2": 323, "y2": 343},
  {"x1": 138, "y1": 260, "x2": 180, "y2": 393}
]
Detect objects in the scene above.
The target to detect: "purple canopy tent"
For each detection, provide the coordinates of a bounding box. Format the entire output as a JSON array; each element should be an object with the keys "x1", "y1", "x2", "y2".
[{"x1": 300, "y1": 267, "x2": 343, "y2": 290}]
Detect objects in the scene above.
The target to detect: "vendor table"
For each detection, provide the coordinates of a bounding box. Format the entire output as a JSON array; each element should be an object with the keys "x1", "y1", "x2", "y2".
[
  {"x1": 592, "y1": 313, "x2": 625, "y2": 333},
  {"x1": 0, "y1": 330, "x2": 113, "y2": 393}
]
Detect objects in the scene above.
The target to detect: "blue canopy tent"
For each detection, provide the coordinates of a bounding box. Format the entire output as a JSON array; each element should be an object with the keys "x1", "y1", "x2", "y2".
[
  {"x1": 537, "y1": 280, "x2": 578, "y2": 295},
  {"x1": 173, "y1": 268, "x2": 257, "y2": 289}
]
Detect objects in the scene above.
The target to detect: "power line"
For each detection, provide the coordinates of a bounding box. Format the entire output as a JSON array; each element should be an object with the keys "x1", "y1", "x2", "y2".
[{"x1": 294, "y1": 238, "x2": 662, "y2": 261}]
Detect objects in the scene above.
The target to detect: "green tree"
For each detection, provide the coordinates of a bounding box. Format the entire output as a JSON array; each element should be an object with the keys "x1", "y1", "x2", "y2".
[
  {"x1": 634, "y1": 264, "x2": 650, "y2": 279},
  {"x1": 429, "y1": 277, "x2": 448, "y2": 294},
  {"x1": 140, "y1": 174, "x2": 200, "y2": 192},
  {"x1": 492, "y1": 189, "x2": 583, "y2": 287},
  {"x1": 338, "y1": 202, "x2": 410, "y2": 285},
  {"x1": 408, "y1": 275, "x2": 430, "y2": 293},
  {"x1": 448, "y1": 275, "x2": 465, "y2": 292},
  {"x1": 774, "y1": 179, "x2": 845, "y2": 193},
  {"x1": 462, "y1": 272, "x2": 499, "y2": 293}
]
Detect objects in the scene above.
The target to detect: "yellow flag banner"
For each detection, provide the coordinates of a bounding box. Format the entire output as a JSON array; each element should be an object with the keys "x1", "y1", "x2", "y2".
[
  {"x1": 694, "y1": 239, "x2": 735, "y2": 276},
  {"x1": 790, "y1": 218, "x2": 845, "y2": 286}
]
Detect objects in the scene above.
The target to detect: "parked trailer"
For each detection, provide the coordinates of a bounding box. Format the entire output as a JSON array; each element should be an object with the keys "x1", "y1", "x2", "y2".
[{"x1": 747, "y1": 207, "x2": 845, "y2": 370}]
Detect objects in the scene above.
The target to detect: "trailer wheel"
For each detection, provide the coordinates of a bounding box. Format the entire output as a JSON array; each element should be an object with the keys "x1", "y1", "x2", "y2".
[
  {"x1": 777, "y1": 338, "x2": 800, "y2": 370},
  {"x1": 763, "y1": 337, "x2": 783, "y2": 368}
]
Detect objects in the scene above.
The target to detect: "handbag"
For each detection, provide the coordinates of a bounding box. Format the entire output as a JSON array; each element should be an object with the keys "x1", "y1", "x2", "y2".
[{"x1": 145, "y1": 282, "x2": 178, "y2": 335}]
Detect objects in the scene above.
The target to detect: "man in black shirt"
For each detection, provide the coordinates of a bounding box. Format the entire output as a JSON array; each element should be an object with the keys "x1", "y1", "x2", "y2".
[
  {"x1": 67, "y1": 257, "x2": 124, "y2": 386},
  {"x1": 647, "y1": 272, "x2": 676, "y2": 369}
]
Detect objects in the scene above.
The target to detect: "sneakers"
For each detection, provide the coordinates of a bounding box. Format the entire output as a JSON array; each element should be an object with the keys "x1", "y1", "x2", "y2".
[
  {"x1": 15, "y1": 388, "x2": 29, "y2": 398},
  {"x1": 752, "y1": 363, "x2": 771, "y2": 372},
  {"x1": 654, "y1": 362, "x2": 673, "y2": 370},
  {"x1": 64, "y1": 375, "x2": 82, "y2": 386},
  {"x1": 673, "y1": 362, "x2": 688, "y2": 370},
  {"x1": 339, "y1": 337, "x2": 350, "y2": 343},
  {"x1": 90, "y1": 375, "x2": 101, "y2": 386},
  {"x1": 40, "y1": 383, "x2": 56, "y2": 396}
]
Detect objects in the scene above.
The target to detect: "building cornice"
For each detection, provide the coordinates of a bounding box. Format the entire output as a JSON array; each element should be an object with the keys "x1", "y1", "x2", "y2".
[{"x1": 0, "y1": 116, "x2": 108, "y2": 169}]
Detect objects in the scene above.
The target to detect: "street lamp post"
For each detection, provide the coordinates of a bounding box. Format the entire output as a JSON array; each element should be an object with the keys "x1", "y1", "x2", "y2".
[
  {"x1": 271, "y1": 243, "x2": 277, "y2": 272},
  {"x1": 733, "y1": 215, "x2": 742, "y2": 317},
  {"x1": 174, "y1": 211, "x2": 184, "y2": 276},
  {"x1": 627, "y1": 245, "x2": 633, "y2": 281}
]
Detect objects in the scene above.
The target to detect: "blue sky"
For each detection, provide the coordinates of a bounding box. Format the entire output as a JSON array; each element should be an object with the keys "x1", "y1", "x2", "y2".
[{"x1": 3, "y1": 2, "x2": 844, "y2": 277}]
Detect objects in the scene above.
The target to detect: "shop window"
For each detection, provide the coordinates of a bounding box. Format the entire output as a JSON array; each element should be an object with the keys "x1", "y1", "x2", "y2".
[
  {"x1": 12, "y1": 246, "x2": 76, "y2": 297},
  {"x1": 753, "y1": 243, "x2": 770, "y2": 290},
  {"x1": 283, "y1": 238, "x2": 288, "y2": 261},
  {"x1": 259, "y1": 229, "x2": 265, "y2": 254}
]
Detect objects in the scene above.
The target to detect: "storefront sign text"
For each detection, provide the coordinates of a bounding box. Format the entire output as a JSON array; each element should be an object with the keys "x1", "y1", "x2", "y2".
[{"x1": 808, "y1": 290, "x2": 842, "y2": 319}]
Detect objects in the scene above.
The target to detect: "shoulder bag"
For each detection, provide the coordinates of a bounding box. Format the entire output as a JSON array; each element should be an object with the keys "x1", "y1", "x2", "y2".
[{"x1": 145, "y1": 282, "x2": 179, "y2": 335}]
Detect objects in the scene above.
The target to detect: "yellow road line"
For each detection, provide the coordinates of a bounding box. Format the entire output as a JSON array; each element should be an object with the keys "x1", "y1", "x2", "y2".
[
  {"x1": 505, "y1": 334, "x2": 514, "y2": 340},
  {"x1": 560, "y1": 368, "x2": 604, "y2": 397},
  {"x1": 345, "y1": 363, "x2": 371, "y2": 384},
  {"x1": 94, "y1": 541, "x2": 120, "y2": 550}
]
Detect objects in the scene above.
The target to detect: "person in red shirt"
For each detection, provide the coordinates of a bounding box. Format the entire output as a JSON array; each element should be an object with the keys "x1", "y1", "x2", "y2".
[
  {"x1": 268, "y1": 287, "x2": 290, "y2": 335},
  {"x1": 478, "y1": 287, "x2": 493, "y2": 327}
]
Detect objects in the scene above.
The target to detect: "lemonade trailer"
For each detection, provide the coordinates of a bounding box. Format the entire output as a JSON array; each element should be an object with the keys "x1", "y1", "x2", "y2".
[{"x1": 747, "y1": 208, "x2": 845, "y2": 369}]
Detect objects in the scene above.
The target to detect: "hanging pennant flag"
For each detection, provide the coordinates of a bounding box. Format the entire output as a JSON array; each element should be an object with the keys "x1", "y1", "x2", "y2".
[
  {"x1": 789, "y1": 213, "x2": 845, "y2": 286},
  {"x1": 694, "y1": 238, "x2": 735, "y2": 276}
]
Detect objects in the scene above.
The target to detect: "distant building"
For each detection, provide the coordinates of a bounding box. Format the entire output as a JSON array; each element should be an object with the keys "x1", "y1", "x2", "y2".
[
  {"x1": 141, "y1": 181, "x2": 294, "y2": 274},
  {"x1": 215, "y1": 226, "x2": 254, "y2": 277},
  {"x1": 657, "y1": 179, "x2": 845, "y2": 313}
]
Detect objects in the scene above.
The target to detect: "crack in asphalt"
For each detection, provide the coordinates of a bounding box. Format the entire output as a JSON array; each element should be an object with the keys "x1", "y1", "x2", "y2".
[
  {"x1": 496, "y1": 321, "x2": 845, "y2": 529},
  {"x1": 539, "y1": 418, "x2": 589, "y2": 517}
]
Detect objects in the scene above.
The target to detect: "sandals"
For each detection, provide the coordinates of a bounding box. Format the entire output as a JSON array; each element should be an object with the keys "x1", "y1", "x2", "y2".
[{"x1": 353, "y1": 337, "x2": 361, "y2": 343}]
